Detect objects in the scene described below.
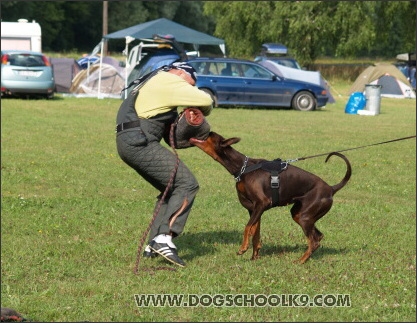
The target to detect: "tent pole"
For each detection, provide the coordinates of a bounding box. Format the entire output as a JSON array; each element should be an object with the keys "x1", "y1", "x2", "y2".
[
  {"x1": 97, "y1": 39, "x2": 105, "y2": 99},
  {"x1": 87, "y1": 59, "x2": 90, "y2": 83},
  {"x1": 125, "y1": 43, "x2": 128, "y2": 99},
  {"x1": 219, "y1": 44, "x2": 226, "y2": 57},
  {"x1": 124, "y1": 37, "x2": 129, "y2": 99},
  {"x1": 123, "y1": 36, "x2": 135, "y2": 99}
]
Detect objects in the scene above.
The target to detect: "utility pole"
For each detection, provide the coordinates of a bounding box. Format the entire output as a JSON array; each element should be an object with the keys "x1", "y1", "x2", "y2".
[{"x1": 102, "y1": 1, "x2": 108, "y2": 55}]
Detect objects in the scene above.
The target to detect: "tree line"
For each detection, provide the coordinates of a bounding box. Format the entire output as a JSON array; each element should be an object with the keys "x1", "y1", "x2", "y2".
[{"x1": 1, "y1": 1, "x2": 415, "y2": 66}]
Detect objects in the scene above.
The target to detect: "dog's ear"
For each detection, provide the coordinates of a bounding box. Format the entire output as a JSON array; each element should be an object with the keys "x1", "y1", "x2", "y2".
[{"x1": 221, "y1": 137, "x2": 241, "y2": 147}]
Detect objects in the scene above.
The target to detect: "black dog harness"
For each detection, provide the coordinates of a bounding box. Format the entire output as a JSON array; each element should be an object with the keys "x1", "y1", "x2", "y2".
[{"x1": 234, "y1": 156, "x2": 288, "y2": 207}]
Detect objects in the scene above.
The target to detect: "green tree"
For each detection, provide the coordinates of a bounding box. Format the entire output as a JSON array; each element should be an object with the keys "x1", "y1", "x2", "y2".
[
  {"x1": 1, "y1": 1, "x2": 414, "y2": 59},
  {"x1": 1, "y1": 1, "x2": 101, "y2": 52},
  {"x1": 329, "y1": 1, "x2": 377, "y2": 58},
  {"x1": 204, "y1": 1, "x2": 265, "y2": 58},
  {"x1": 107, "y1": 2, "x2": 149, "y2": 33},
  {"x1": 54, "y1": 1, "x2": 102, "y2": 52},
  {"x1": 372, "y1": 1, "x2": 416, "y2": 55},
  {"x1": 267, "y1": 1, "x2": 340, "y2": 65},
  {"x1": 204, "y1": 1, "x2": 416, "y2": 65},
  {"x1": 204, "y1": 1, "x2": 344, "y2": 64},
  {"x1": 0, "y1": 1, "x2": 212, "y2": 53}
]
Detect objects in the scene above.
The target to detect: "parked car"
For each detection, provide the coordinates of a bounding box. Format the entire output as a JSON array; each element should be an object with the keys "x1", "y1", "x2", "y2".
[
  {"x1": 187, "y1": 57, "x2": 329, "y2": 111},
  {"x1": 254, "y1": 43, "x2": 302, "y2": 70},
  {"x1": 1, "y1": 50, "x2": 55, "y2": 99}
]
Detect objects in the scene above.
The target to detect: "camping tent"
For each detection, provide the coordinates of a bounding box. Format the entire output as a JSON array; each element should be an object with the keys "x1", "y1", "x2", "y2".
[
  {"x1": 95, "y1": 18, "x2": 226, "y2": 98},
  {"x1": 349, "y1": 64, "x2": 416, "y2": 99},
  {"x1": 69, "y1": 63, "x2": 125, "y2": 98},
  {"x1": 50, "y1": 58, "x2": 82, "y2": 93},
  {"x1": 103, "y1": 18, "x2": 225, "y2": 54},
  {"x1": 258, "y1": 60, "x2": 336, "y2": 103}
]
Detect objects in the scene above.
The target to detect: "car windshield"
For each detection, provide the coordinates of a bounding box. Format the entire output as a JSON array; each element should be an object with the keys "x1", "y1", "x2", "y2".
[{"x1": 5, "y1": 53, "x2": 47, "y2": 67}]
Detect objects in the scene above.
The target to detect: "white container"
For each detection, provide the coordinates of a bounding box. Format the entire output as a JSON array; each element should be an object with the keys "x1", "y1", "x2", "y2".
[{"x1": 357, "y1": 109, "x2": 378, "y2": 116}]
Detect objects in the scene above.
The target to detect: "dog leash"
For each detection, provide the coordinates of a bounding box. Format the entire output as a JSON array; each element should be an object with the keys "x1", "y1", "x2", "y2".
[
  {"x1": 285, "y1": 135, "x2": 416, "y2": 163},
  {"x1": 133, "y1": 119, "x2": 181, "y2": 275}
]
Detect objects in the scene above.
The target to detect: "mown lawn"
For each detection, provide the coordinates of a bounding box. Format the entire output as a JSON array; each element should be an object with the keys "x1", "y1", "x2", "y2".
[{"x1": 1, "y1": 83, "x2": 415, "y2": 322}]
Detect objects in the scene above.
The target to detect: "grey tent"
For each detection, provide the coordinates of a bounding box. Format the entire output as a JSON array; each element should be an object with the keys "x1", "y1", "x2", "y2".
[
  {"x1": 50, "y1": 58, "x2": 82, "y2": 93},
  {"x1": 69, "y1": 63, "x2": 125, "y2": 98}
]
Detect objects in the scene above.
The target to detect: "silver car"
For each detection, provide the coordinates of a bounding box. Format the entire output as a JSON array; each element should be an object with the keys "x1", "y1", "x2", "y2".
[{"x1": 1, "y1": 50, "x2": 55, "y2": 99}]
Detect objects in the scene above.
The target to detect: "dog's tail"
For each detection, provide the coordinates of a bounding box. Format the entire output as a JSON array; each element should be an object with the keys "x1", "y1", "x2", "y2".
[{"x1": 325, "y1": 152, "x2": 352, "y2": 194}]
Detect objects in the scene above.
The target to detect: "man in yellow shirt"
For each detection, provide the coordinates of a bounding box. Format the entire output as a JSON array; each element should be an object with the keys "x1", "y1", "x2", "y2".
[{"x1": 116, "y1": 62, "x2": 213, "y2": 267}]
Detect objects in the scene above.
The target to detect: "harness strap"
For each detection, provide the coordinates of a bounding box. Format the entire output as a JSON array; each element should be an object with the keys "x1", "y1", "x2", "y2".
[
  {"x1": 242, "y1": 163, "x2": 263, "y2": 174},
  {"x1": 233, "y1": 157, "x2": 285, "y2": 207},
  {"x1": 270, "y1": 171, "x2": 280, "y2": 207}
]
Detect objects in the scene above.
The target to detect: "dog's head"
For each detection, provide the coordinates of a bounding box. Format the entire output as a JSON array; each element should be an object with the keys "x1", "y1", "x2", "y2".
[{"x1": 190, "y1": 131, "x2": 240, "y2": 162}]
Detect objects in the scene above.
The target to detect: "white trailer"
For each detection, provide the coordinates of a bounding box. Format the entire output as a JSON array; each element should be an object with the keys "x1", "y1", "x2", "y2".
[{"x1": 1, "y1": 19, "x2": 42, "y2": 52}]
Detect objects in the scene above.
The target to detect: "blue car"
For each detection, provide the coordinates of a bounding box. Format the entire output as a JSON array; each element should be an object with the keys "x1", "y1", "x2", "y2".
[
  {"x1": 1, "y1": 50, "x2": 55, "y2": 99},
  {"x1": 187, "y1": 57, "x2": 329, "y2": 111}
]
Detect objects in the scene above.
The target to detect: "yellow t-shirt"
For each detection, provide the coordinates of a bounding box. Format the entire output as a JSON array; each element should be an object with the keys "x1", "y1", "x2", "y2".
[{"x1": 134, "y1": 71, "x2": 213, "y2": 118}]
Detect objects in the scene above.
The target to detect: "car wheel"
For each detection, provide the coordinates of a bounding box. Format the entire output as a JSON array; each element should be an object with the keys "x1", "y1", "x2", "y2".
[
  {"x1": 201, "y1": 88, "x2": 217, "y2": 107},
  {"x1": 291, "y1": 91, "x2": 316, "y2": 111}
]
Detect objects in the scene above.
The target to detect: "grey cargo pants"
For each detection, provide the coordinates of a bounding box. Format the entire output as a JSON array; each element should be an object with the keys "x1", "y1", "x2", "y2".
[{"x1": 116, "y1": 116, "x2": 199, "y2": 243}]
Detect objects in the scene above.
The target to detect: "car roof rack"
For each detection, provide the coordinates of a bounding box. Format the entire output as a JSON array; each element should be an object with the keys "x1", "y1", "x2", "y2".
[{"x1": 260, "y1": 43, "x2": 288, "y2": 56}]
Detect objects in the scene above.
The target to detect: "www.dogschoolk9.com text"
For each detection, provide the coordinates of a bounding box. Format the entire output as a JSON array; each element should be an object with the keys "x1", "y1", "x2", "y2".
[{"x1": 134, "y1": 294, "x2": 351, "y2": 307}]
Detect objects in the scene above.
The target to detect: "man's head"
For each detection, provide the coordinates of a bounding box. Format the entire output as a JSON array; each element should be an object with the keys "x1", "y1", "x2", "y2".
[{"x1": 167, "y1": 61, "x2": 197, "y2": 85}]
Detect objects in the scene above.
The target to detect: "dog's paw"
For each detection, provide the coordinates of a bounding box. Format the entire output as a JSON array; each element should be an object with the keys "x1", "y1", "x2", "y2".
[{"x1": 296, "y1": 255, "x2": 310, "y2": 264}]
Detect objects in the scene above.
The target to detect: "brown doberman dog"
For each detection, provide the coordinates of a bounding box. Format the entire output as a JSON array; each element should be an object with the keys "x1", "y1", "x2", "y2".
[{"x1": 190, "y1": 131, "x2": 352, "y2": 263}]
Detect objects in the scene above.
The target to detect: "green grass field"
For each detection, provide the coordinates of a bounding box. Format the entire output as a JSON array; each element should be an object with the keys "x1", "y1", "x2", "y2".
[{"x1": 1, "y1": 82, "x2": 416, "y2": 322}]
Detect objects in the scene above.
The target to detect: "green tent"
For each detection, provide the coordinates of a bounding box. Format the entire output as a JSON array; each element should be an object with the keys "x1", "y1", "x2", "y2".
[
  {"x1": 95, "y1": 18, "x2": 226, "y2": 99},
  {"x1": 103, "y1": 18, "x2": 225, "y2": 55}
]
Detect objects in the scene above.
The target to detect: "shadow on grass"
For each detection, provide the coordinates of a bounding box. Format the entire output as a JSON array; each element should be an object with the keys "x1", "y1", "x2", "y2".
[
  {"x1": 260, "y1": 243, "x2": 349, "y2": 261},
  {"x1": 178, "y1": 230, "x2": 241, "y2": 260},
  {"x1": 177, "y1": 230, "x2": 349, "y2": 261}
]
